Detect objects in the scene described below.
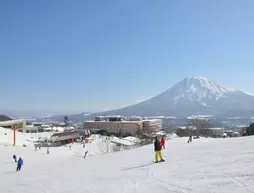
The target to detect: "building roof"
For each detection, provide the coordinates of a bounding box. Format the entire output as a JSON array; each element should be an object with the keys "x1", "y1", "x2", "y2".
[
  {"x1": 122, "y1": 136, "x2": 141, "y2": 143},
  {"x1": 84, "y1": 120, "x2": 142, "y2": 124},
  {"x1": 110, "y1": 136, "x2": 141, "y2": 146},
  {"x1": 0, "y1": 119, "x2": 26, "y2": 126},
  {"x1": 105, "y1": 115, "x2": 123, "y2": 118},
  {"x1": 110, "y1": 138, "x2": 134, "y2": 146},
  {"x1": 51, "y1": 131, "x2": 78, "y2": 137},
  {"x1": 207, "y1": 127, "x2": 224, "y2": 130}
]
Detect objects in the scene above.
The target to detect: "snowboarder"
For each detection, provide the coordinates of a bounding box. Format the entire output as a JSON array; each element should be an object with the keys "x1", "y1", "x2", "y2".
[
  {"x1": 161, "y1": 136, "x2": 165, "y2": 149},
  {"x1": 154, "y1": 136, "x2": 165, "y2": 163},
  {"x1": 13, "y1": 154, "x2": 17, "y2": 162},
  {"x1": 16, "y1": 157, "x2": 23, "y2": 171}
]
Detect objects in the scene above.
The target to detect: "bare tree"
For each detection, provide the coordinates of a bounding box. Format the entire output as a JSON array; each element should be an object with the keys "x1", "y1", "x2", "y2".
[{"x1": 98, "y1": 138, "x2": 113, "y2": 154}]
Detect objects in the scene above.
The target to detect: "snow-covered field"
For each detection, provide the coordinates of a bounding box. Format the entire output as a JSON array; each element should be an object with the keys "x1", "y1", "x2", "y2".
[
  {"x1": 1, "y1": 128, "x2": 254, "y2": 193},
  {"x1": 0, "y1": 127, "x2": 53, "y2": 147}
]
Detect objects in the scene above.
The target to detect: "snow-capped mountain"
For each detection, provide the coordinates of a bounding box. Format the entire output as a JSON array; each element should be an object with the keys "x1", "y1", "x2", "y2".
[
  {"x1": 171, "y1": 76, "x2": 235, "y2": 105},
  {"x1": 51, "y1": 77, "x2": 254, "y2": 121},
  {"x1": 106, "y1": 76, "x2": 254, "y2": 116}
]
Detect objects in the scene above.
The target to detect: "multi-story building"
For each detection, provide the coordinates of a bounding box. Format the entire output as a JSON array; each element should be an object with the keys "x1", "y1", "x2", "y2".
[
  {"x1": 142, "y1": 119, "x2": 162, "y2": 132},
  {"x1": 83, "y1": 116, "x2": 162, "y2": 135}
]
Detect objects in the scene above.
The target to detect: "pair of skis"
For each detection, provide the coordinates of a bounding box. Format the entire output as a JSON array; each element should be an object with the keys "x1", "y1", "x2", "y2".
[{"x1": 153, "y1": 160, "x2": 165, "y2": 163}]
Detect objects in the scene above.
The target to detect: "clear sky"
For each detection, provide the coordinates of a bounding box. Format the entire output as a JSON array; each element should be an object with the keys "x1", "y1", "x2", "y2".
[{"x1": 1, "y1": 0, "x2": 254, "y2": 114}]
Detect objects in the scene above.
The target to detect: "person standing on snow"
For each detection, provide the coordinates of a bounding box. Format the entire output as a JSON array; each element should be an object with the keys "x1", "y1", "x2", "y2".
[
  {"x1": 161, "y1": 136, "x2": 165, "y2": 149},
  {"x1": 16, "y1": 157, "x2": 23, "y2": 171},
  {"x1": 187, "y1": 135, "x2": 192, "y2": 143},
  {"x1": 83, "y1": 151, "x2": 88, "y2": 158},
  {"x1": 13, "y1": 154, "x2": 17, "y2": 162},
  {"x1": 154, "y1": 136, "x2": 165, "y2": 163}
]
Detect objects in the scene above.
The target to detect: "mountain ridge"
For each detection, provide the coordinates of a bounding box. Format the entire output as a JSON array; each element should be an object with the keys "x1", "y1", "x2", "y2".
[{"x1": 49, "y1": 76, "x2": 254, "y2": 122}]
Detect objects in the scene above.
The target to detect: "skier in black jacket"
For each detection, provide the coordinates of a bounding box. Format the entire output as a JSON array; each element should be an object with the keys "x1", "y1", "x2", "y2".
[{"x1": 154, "y1": 136, "x2": 165, "y2": 163}]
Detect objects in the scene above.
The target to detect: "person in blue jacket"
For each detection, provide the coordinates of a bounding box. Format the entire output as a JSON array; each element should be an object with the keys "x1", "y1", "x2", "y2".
[{"x1": 16, "y1": 157, "x2": 23, "y2": 171}]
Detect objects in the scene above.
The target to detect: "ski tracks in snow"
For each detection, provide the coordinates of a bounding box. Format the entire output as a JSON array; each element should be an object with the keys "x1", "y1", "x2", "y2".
[
  {"x1": 121, "y1": 178, "x2": 138, "y2": 193},
  {"x1": 147, "y1": 169, "x2": 191, "y2": 193},
  {"x1": 120, "y1": 162, "x2": 191, "y2": 193},
  {"x1": 221, "y1": 169, "x2": 254, "y2": 193}
]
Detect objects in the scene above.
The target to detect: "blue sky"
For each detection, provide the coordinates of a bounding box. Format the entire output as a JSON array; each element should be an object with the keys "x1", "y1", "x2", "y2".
[{"x1": 1, "y1": 0, "x2": 254, "y2": 113}]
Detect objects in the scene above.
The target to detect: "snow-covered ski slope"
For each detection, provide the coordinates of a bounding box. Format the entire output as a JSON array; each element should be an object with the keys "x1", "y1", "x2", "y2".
[{"x1": 1, "y1": 133, "x2": 254, "y2": 193}]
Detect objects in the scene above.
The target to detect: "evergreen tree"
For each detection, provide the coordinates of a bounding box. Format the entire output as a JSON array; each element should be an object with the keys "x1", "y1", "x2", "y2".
[
  {"x1": 247, "y1": 123, "x2": 254, "y2": 136},
  {"x1": 64, "y1": 116, "x2": 69, "y2": 127}
]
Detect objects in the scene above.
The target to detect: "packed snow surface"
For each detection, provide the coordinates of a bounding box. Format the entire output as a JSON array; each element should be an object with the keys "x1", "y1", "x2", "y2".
[{"x1": 1, "y1": 131, "x2": 254, "y2": 193}]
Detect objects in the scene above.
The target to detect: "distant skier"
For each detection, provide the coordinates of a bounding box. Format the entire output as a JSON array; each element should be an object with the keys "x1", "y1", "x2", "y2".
[
  {"x1": 187, "y1": 135, "x2": 192, "y2": 143},
  {"x1": 69, "y1": 145, "x2": 72, "y2": 150},
  {"x1": 242, "y1": 129, "x2": 247, "y2": 136},
  {"x1": 161, "y1": 136, "x2": 165, "y2": 149},
  {"x1": 83, "y1": 151, "x2": 88, "y2": 158},
  {"x1": 16, "y1": 157, "x2": 23, "y2": 171},
  {"x1": 13, "y1": 154, "x2": 17, "y2": 162},
  {"x1": 47, "y1": 148, "x2": 50, "y2": 154},
  {"x1": 154, "y1": 136, "x2": 165, "y2": 163}
]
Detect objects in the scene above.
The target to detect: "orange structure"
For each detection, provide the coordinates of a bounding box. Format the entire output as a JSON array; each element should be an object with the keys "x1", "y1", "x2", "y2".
[{"x1": 13, "y1": 126, "x2": 17, "y2": 146}]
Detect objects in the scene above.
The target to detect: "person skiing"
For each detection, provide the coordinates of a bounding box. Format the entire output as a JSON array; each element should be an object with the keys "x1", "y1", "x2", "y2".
[
  {"x1": 187, "y1": 135, "x2": 192, "y2": 143},
  {"x1": 154, "y1": 136, "x2": 165, "y2": 163},
  {"x1": 83, "y1": 151, "x2": 88, "y2": 158},
  {"x1": 16, "y1": 157, "x2": 23, "y2": 171},
  {"x1": 13, "y1": 154, "x2": 17, "y2": 162},
  {"x1": 161, "y1": 136, "x2": 165, "y2": 149}
]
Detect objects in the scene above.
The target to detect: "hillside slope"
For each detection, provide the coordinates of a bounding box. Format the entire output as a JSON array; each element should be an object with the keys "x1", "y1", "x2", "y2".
[{"x1": 1, "y1": 136, "x2": 254, "y2": 193}]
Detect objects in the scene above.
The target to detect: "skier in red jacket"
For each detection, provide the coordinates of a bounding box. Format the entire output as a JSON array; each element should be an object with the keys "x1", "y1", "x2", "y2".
[{"x1": 161, "y1": 136, "x2": 165, "y2": 149}]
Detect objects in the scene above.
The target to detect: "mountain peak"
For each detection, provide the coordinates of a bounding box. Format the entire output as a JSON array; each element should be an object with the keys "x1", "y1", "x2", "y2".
[
  {"x1": 187, "y1": 76, "x2": 209, "y2": 81},
  {"x1": 184, "y1": 76, "x2": 235, "y2": 92},
  {"x1": 171, "y1": 76, "x2": 235, "y2": 103}
]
